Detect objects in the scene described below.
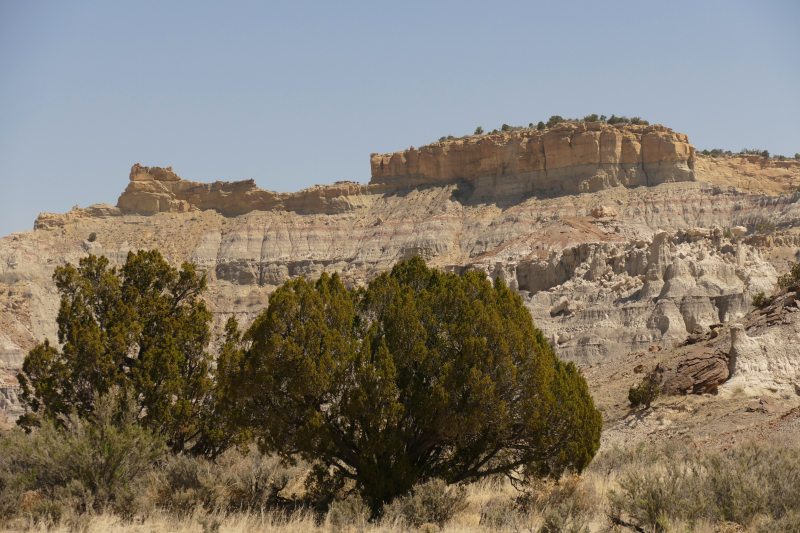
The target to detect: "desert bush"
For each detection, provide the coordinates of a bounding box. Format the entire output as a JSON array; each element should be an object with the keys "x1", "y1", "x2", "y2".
[
  {"x1": 607, "y1": 114, "x2": 630, "y2": 125},
  {"x1": 501, "y1": 124, "x2": 510, "y2": 131},
  {"x1": 755, "y1": 221, "x2": 775, "y2": 233},
  {"x1": 705, "y1": 444, "x2": 800, "y2": 526},
  {"x1": 777, "y1": 261, "x2": 800, "y2": 288},
  {"x1": 515, "y1": 473, "x2": 598, "y2": 532},
  {"x1": 582, "y1": 114, "x2": 599, "y2": 122},
  {"x1": 609, "y1": 444, "x2": 706, "y2": 531},
  {"x1": 149, "y1": 447, "x2": 303, "y2": 515},
  {"x1": 607, "y1": 442, "x2": 800, "y2": 531},
  {"x1": 29, "y1": 498, "x2": 64, "y2": 527},
  {"x1": 723, "y1": 229, "x2": 733, "y2": 239},
  {"x1": 474, "y1": 126, "x2": 484, "y2": 135},
  {"x1": 537, "y1": 121, "x2": 545, "y2": 130},
  {"x1": 87, "y1": 232, "x2": 97, "y2": 242},
  {"x1": 628, "y1": 374, "x2": 660, "y2": 409},
  {"x1": 479, "y1": 496, "x2": 517, "y2": 530},
  {"x1": 0, "y1": 389, "x2": 163, "y2": 520},
  {"x1": 546, "y1": 115, "x2": 565, "y2": 128},
  {"x1": 752, "y1": 291, "x2": 770, "y2": 308},
  {"x1": 382, "y1": 479, "x2": 467, "y2": 528},
  {"x1": 795, "y1": 153, "x2": 799, "y2": 160},
  {"x1": 328, "y1": 496, "x2": 370, "y2": 531}
]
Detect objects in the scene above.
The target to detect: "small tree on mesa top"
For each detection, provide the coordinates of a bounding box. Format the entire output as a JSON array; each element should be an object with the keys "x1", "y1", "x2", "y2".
[
  {"x1": 218, "y1": 257, "x2": 602, "y2": 512},
  {"x1": 17, "y1": 250, "x2": 233, "y2": 458}
]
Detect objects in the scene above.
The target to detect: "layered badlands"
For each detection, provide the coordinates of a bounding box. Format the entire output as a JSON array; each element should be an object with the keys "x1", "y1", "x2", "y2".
[{"x1": 4, "y1": 121, "x2": 800, "y2": 441}]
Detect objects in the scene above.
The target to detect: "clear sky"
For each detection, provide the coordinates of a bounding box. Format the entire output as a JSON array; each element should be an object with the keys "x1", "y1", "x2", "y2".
[{"x1": 1, "y1": 0, "x2": 798, "y2": 237}]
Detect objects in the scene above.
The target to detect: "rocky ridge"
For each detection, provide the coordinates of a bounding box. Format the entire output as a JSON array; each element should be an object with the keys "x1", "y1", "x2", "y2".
[{"x1": 3, "y1": 121, "x2": 800, "y2": 438}]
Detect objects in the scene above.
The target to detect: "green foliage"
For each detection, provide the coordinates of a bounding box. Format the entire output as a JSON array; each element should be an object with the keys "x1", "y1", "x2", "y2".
[
  {"x1": 0, "y1": 389, "x2": 164, "y2": 518},
  {"x1": 762, "y1": 150, "x2": 770, "y2": 158},
  {"x1": 630, "y1": 117, "x2": 649, "y2": 125},
  {"x1": 777, "y1": 261, "x2": 800, "y2": 289},
  {"x1": 17, "y1": 250, "x2": 232, "y2": 457},
  {"x1": 220, "y1": 257, "x2": 602, "y2": 511},
  {"x1": 582, "y1": 114, "x2": 599, "y2": 122},
  {"x1": 501, "y1": 123, "x2": 510, "y2": 131},
  {"x1": 756, "y1": 221, "x2": 775, "y2": 234},
  {"x1": 778, "y1": 155, "x2": 786, "y2": 161},
  {"x1": 628, "y1": 375, "x2": 660, "y2": 409},
  {"x1": 87, "y1": 232, "x2": 97, "y2": 242},
  {"x1": 795, "y1": 153, "x2": 800, "y2": 160},
  {"x1": 474, "y1": 126, "x2": 484, "y2": 135},
  {"x1": 546, "y1": 116, "x2": 564, "y2": 128},
  {"x1": 382, "y1": 479, "x2": 467, "y2": 528},
  {"x1": 606, "y1": 114, "x2": 630, "y2": 125},
  {"x1": 537, "y1": 121, "x2": 545, "y2": 130},
  {"x1": 723, "y1": 229, "x2": 733, "y2": 239}
]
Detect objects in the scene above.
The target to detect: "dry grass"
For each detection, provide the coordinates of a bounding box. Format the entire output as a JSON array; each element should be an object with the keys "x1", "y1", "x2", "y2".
[{"x1": 4, "y1": 441, "x2": 800, "y2": 532}]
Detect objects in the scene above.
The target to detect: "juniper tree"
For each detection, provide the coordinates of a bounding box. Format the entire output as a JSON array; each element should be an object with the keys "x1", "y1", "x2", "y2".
[
  {"x1": 219, "y1": 257, "x2": 602, "y2": 511},
  {"x1": 18, "y1": 250, "x2": 231, "y2": 457}
]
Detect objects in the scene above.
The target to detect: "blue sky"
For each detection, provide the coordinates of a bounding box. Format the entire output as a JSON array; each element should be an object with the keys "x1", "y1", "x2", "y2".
[{"x1": 1, "y1": 0, "x2": 799, "y2": 237}]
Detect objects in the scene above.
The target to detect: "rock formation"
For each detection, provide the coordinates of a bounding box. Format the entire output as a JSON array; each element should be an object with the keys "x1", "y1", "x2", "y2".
[
  {"x1": 4, "y1": 120, "x2": 800, "y2": 422},
  {"x1": 371, "y1": 123, "x2": 695, "y2": 195}
]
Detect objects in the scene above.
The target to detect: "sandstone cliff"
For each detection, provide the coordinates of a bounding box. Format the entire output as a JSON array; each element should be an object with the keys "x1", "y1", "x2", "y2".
[
  {"x1": 370, "y1": 122, "x2": 695, "y2": 195},
  {"x1": 5, "y1": 121, "x2": 800, "y2": 426},
  {"x1": 118, "y1": 164, "x2": 372, "y2": 216}
]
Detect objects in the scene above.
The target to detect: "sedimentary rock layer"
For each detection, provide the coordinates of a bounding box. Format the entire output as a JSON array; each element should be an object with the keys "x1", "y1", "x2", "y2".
[{"x1": 370, "y1": 122, "x2": 696, "y2": 195}]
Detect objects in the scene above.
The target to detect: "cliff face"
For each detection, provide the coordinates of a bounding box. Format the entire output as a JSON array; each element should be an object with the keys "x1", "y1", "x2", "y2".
[
  {"x1": 370, "y1": 123, "x2": 696, "y2": 195},
  {"x1": 118, "y1": 164, "x2": 372, "y2": 216},
  {"x1": 117, "y1": 123, "x2": 696, "y2": 218},
  {"x1": 5, "y1": 122, "x2": 800, "y2": 426}
]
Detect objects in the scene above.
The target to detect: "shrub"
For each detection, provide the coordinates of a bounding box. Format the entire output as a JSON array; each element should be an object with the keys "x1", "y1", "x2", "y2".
[
  {"x1": 609, "y1": 445, "x2": 706, "y2": 531},
  {"x1": 501, "y1": 123, "x2": 511, "y2": 131},
  {"x1": 480, "y1": 496, "x2": 517, "y2": 529},
  {"x1": 17, "y1": 250, "x2": 234, "y2": 457},
  {"x1": 606, "y1": 442, "x2": 800, "y2": 531},
  {"x1": 751, "y1": 292, "x2": 769, "y2": 308},
  {"x1": 87, "y1": 232, "x2": 97, "y2": 242},
  {"x1": 795, "y1": 153, "x2": 799, "y2": 160},
  {"x1": 629, "y1": 375, "x2": 660, "y2": 409},
  {"x1": 474, "y1": 126, "x2": 484, "y2": 135},
  {"x1": 756, "y1": 221, "x2": 775, "y2": 234},
  {"x1": 630, "y1": 117, "x2": 649, "y2": 125},
  {"x1": 219, "y1": 257, "x2": 602, "y2": 511},
  {"x1": 382, "y1": 479, "x2": 467, "y2": 528},
  {"x1": 762, "y1": 150, "x2": 770, "y2": 158},
  {"x1": 149, "y1": 447, "x2": 303, "y2": 514},
  {"x1": 537, "y1": 121, "x2": 546, "y2": 130},
  {"x1": 723, "y1": 229, "x2": 733, "y2": 239},
  {"x1": 0, "y1": 389, "x2": 164, "y2": 518},
  {"x1": 583, "y1": 114, "x2": 599, "y2": 122},
  {"x1": 546, "y1": 115, "x2": 565, "y2": 128},
  {"x1": 328, "y1": 496, "x2": 371, "y2": 531},
  {"x1": 607, "y1": 114, "x2": 630, "y2": 125},
  {"x1": 777, "y1": 261, "x2": 800, "y2": 289},
  {"x1": 515, "y1": 474, "x2": 597, "y2": 533}
]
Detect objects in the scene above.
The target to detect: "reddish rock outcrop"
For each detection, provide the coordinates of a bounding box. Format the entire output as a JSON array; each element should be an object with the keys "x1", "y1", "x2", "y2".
[{"x1": 660, "y1": 346, "x2": 730, "y2": 394}]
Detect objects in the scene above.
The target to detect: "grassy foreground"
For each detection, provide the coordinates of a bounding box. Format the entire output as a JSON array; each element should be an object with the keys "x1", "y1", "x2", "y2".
[{"x1": 3, "y1": 440, "x2": 800, "y2": 533}]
